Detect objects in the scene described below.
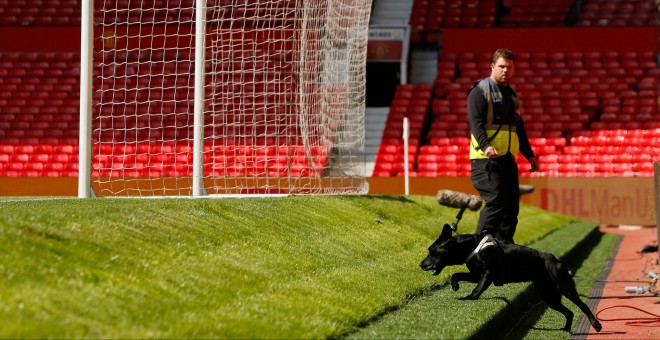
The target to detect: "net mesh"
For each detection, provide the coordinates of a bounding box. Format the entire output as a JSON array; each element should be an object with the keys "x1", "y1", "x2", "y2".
[{"x1": 91, "y1": 0, "x2": 371, "y2": 196}]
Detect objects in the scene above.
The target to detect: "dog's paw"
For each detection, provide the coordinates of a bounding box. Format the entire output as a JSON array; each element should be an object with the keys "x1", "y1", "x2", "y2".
[
  {"x1": 451, "y1": 281, "x2": 460, "y2": 291},
  {"x1": 458, "y1": 295, "x2": 477, "y2": 301}
]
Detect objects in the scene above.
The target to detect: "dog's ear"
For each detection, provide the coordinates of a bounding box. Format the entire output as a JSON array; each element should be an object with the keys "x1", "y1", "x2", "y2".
[{"x1": 440, "y1": 224, "x2": 453, "y2": 240}]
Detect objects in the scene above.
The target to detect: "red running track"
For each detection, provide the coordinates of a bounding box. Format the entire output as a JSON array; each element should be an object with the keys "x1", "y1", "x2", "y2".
[{"x1": 578, "y1": 225, "x2": 659, "y2": 339}]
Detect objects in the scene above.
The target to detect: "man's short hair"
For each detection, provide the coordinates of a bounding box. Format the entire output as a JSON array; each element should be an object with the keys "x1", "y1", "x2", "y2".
[{"x1": 491, "y1": 49, "x2": 515, "y2": 64}]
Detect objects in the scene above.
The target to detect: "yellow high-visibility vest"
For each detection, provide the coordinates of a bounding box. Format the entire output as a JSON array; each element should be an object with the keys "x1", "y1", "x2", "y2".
[{"x1": 470, "y1": 78, "x2": 521, "y2": 160}]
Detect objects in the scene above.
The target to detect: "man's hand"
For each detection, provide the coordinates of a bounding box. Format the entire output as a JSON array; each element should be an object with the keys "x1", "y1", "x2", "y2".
[
  {"x1": 485, "y1": 146, "x2": 499, "y2": 159},
  {"x1": 528, "y1": 156, "x2": 539, "y2": 172}
]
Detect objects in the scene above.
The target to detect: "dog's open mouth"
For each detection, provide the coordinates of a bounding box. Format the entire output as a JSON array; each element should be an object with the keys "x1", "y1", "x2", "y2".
[
  {"x1": 420, "y1": 258, "x2": 444, "y2": 275},
  {"x1": 423, "y1": 264, "x2": 444, "y2": 276}
]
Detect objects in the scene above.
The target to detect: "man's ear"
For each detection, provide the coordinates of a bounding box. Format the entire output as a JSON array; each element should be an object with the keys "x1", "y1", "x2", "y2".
[{"x1": 440, "y1": 223, "x2": 453, "y2": 240}]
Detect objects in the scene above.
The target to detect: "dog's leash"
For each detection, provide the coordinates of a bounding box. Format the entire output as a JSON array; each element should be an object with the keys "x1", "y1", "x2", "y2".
[
  {"x1": 596, "y1": 305, "x2": 660, "y2": 327},
  {"x1": 465, "y1": 234, "x2": 497, "y2": 263}
]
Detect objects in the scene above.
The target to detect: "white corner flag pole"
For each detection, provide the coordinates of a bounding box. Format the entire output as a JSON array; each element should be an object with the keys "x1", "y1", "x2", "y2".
[{"x1": 403, "y1": 116, "x2": 410, "y2": 195}]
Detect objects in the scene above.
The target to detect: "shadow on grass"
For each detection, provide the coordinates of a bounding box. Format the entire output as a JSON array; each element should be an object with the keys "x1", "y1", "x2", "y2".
[
  {"x1": 340, "y1": 226, "x2": 606, "y2": 340},
  {"x1": 360, "y1": 195, "x2": 417, "y2": 204},
  {"x1": 341, "y1": 281, "x2": 452, "y2": 335},
  {"x1": 480, "y1": 230, "x2": 606, "y2": 340},
  {"x1": 480, "y1": 296, "x2": 513, "y2": 305}
]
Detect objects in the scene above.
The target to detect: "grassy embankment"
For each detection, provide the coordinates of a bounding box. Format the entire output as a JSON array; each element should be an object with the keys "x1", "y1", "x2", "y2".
[{"x1": 0, "y1": 195, "x2": 586, "y2": 338}]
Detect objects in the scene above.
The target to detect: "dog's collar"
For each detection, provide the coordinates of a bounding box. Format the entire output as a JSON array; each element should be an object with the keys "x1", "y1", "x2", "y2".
[{"x1": 465, "y1": 234, "x2": 497, "y2": 263}]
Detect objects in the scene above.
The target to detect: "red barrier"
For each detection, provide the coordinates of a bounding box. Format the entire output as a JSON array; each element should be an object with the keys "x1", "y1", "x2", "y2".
[
  {"x1": 2, "y1": 26, "x2": 658, "y2": 54},
  {"x1": 0, "y1": 27, "x2": 79, "y2": 51},
  {"x1": 442, "y1": 27, "x2": 660, "y2": 54}
]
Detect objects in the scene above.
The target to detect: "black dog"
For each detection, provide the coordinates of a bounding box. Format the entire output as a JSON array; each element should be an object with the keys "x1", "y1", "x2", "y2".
[{"x1": 419, "y1": 224, "x2": 602, "y2": 333}]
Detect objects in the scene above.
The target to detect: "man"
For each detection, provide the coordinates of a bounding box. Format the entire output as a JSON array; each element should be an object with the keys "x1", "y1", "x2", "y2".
[{"x1": 467, "y1": 49, "x2": 538, "y2": 244}]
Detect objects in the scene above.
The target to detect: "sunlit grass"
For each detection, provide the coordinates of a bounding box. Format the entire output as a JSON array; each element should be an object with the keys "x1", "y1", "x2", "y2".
[{"x1": 0, "y1": 195, "x2": 576, "y2": 338}]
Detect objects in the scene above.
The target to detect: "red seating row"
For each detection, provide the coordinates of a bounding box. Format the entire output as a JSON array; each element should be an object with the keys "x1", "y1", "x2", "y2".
[
  {"x1": 1, "y1": 164, "x2": 324, "y2": 178},
  {"x1": 0, "y1": 53, "x2": 328, "y2": 176},
  {"x1": 0, "y1": 143, "x2": 327, "y2": 156},
  {"x1": 377, "y1": 84, "x2": 432, "y2": 147},
  {"x1": 375, "y1": 47, "x2": 660, "y2": 177},
  {"x1": 0, "y1": 44, "x2": 319, "y2": 143},
  {"x1": 532, "y1": 130, "x2": 660, "y2": 177},
  {"x1": 500, "y1": 0, "x2": 575, "y2": 27},
  {"x1": 0, "y1": 0, "x2": 302, "y2": 26},
  {"x1": 577, "y1": 0, "x2": 658, "y2": 27},
  {"x1": 372, "y1": 144, "x2": 416, "y2": 177},
  {"x1": 0, "y1": 52, "x2": 80, "y2": 127},
  {"x1": 0, "y1": 143, "x2": 329, "y2": 177},
  {"x1": 410, "y1": 0, "x2": 497, "y2": 44},
  {"x1": 416, "y1": 137, "x2": 471, "y2": 176},
  {"x1": 374, "y1": 84, "x2": 432, "y2": 176},
  {"x1": 373, "y1": 131, "x2": 659, "y2": 178},
  {"x1": 432, "y1": 51, "x2": 660, "y2": 139}
]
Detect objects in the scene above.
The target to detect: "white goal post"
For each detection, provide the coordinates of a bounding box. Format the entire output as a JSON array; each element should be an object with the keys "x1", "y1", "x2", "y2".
[{"x1": 79, "y1": 0, "x2": 372, "y2": 197}]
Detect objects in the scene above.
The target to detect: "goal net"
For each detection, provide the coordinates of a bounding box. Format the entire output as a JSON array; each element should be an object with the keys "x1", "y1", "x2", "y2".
[{"x1": 80, "y1": 0, "x2": 371, "y2": 197}]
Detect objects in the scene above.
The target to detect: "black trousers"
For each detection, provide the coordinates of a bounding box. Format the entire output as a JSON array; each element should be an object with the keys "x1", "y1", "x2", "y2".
[{"x1": 470, "y1": 154, "x2": 520, "y2": 243}]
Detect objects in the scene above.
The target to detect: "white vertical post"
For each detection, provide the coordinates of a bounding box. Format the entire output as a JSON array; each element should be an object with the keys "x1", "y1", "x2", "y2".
[
  {"x1": 400, "y1": 25, "x2": 410, "y2": 84},
  {"x1": 403, "y1": 117, "x2": 410, "y2": 195},
  {"x1": 192, "y1": 0, "x2": 207, "y2": 197},
  {"x1": 78, "y1": 0, "x2": 93, "y2": 198}
]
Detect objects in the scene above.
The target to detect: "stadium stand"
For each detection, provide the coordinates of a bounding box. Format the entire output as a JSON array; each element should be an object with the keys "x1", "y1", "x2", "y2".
[
  {"x1": 577, "y1": 0, "x2": 659, "y2": 27},
  {"x1": 0, "y1": 50, "x2": 80, "y2": 176},
  {"x1": 377, "y1": 48, "x2": 660, "y2": 178},
  {"x1": 0, "y1": 1, "x2": 328, "y2": 178},
  {"x1": 372, "y1": 83, "x2": 431, "y2": 176},
  {"x1": 500, "y1": 0, "x2": 575, "y2": 27},
  {"x1": 0, "y1": 0, "x2": 302, "y2": 26},
  {"x1": 373, "y1": 0, "x2": 660, "y2": 178},
  {"x1": 556, "y1": 129, "x2": 658, "y2": 177},
  {"x1": 0, "y1": 0, "x2": 659, "y2": 179},
  {"x1": 410, "y1": 0, "x2": 497, "y2": 43}
]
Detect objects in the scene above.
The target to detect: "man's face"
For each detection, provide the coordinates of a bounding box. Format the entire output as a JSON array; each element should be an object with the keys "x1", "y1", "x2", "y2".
[{"x1": 491, "y1": 57, "x2": 514, "y2": 85}]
